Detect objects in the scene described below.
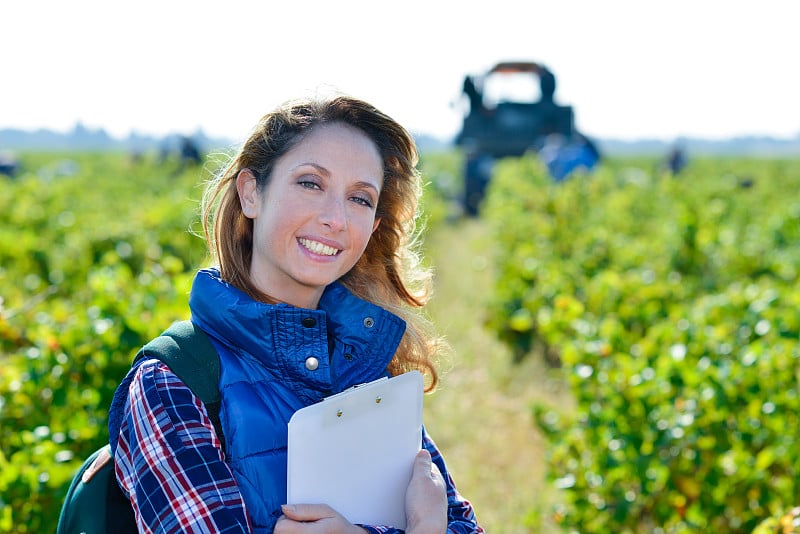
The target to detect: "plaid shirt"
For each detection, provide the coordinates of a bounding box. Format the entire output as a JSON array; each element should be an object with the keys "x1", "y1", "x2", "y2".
[{"x1": 114, "y1": 360, "x2": 483, "y2": 533}]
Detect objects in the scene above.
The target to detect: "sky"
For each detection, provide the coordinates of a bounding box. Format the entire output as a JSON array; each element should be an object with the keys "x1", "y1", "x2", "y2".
[{"x1": 2, "y1": 0, "x2": 799, "y2": 144}]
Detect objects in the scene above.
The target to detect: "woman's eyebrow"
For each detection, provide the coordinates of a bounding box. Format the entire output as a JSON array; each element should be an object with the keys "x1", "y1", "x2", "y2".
[
  {"x1": 295, "y1": 162, "x2": 330, "y2": 176},
  {"x1": 355, "y1": 180, "x2": 381, "y2": 194}
]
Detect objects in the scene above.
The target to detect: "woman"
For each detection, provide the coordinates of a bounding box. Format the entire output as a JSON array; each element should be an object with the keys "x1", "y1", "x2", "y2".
[{"x1": 110, "y1": 94, "x2": 483, "y2": 533}]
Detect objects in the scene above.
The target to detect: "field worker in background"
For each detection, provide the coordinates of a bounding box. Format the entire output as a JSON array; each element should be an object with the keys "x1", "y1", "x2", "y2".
[
  {"x1": 539, "y1": 133, "x2": 601, "y2": 181},
  {"x1": 108, "y1": 94, "x2": 484, "y2": 533}
]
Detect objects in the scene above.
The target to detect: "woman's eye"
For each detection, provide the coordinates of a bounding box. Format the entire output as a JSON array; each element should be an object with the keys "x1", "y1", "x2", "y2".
[
  {"x1": 350, "y1": 195, "x2": 374, "y2": 208},
  {"x1": 298, "y1": 179, "x2": 321, "y2": 190}
]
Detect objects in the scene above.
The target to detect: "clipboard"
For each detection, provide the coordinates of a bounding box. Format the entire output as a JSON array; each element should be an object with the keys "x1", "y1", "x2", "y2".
[{"x1": 287, "y1": 370, "x2": 424, "y2": 529}]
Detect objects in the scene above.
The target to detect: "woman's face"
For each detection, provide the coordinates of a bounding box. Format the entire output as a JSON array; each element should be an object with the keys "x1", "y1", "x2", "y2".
[{"x1": 237, "y1": 122, "x2": 383, "y2": 308}]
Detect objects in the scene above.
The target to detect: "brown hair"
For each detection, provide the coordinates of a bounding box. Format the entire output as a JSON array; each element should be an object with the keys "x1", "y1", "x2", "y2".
[{"x1": 201, "y1": 94, "x2": 444, "y2": 390}]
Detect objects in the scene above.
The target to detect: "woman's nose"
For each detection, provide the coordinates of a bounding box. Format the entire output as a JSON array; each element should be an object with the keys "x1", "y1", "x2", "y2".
[{"x1": 318, "y1": 196, "x2": 347, "y2": 231}]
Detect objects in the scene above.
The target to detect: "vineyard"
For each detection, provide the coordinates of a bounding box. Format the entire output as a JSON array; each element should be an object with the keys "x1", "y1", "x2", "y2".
[
  {"x1": 479, "y1": 155, "x2": 800, "y2": 533},
  {"x1": 1, "y1": 149, "x2": 799, "y2": 533}
]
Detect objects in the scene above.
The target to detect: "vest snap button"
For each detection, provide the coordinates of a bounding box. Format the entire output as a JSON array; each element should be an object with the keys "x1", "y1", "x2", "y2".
[
  {"x1": 301, "y1": 317, "x2": 316, "y2": 328},
  {"x1": 305, "y1": 357, "x2": 319, "y2": 371},
  {"x1": 363, "y1": 317, "x2": 375, "y2": 328}
]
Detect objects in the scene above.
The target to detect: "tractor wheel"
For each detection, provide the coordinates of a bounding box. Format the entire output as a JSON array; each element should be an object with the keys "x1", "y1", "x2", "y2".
[{"x1": 463, "y1": 153, "x2": 493, "y2": 217}]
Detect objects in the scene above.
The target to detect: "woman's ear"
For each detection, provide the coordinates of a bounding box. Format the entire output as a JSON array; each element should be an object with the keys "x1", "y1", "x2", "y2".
[
  {"x1": 372, "y1": 217, "x2": 381, "y2": 234},
  {"x1": 236, "y1": 169, "x2": 259, "y2": 219}
]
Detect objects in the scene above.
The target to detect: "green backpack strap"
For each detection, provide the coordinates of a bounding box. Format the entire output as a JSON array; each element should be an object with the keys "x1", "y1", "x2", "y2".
[
  {"x1": 57, "y1": 320, "x2": 222, "y2": 534},
  {"x1": 135, "y1": 320, "x2": 224, "y2": 447}
]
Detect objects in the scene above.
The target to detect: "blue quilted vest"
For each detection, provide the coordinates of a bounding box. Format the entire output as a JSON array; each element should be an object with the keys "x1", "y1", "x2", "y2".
[{"x1": 190, "y1": 269, "x2": 406, "y2": 532}]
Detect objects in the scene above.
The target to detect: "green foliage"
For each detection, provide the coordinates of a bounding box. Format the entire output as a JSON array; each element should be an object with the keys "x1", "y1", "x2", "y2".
[
  {"x1": 6, "y1": 146, "x2": 799, "y2": 533},
  {"x1": 483, "y1": 155, "x2": 800, "y2": 532},
  {"x1": 0, "y1": 151, "x2": 214, "y2": 532},
  {"x1": 0, "y1": 148, "x2": 452, "y2": 532},
  {"x1": 752, "y1": 507, "x2": 800, "y2": 534},
  {"x1": 417, "y1": 149, "x2": 466, "y2": 227}
]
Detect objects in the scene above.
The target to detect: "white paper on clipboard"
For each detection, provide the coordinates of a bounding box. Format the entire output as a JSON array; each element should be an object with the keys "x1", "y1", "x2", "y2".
[{"x1": 287, "y1": 370, "x2": 424, "y2": 529}]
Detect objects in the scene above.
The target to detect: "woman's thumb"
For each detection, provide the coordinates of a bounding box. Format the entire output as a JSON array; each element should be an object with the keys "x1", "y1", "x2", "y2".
[
  {"x1": 413, "y1": 449, "x2": 434, "y2": 477},
  {"x1": 280, "y1": 503, "x2": 329, "y2": 520}
]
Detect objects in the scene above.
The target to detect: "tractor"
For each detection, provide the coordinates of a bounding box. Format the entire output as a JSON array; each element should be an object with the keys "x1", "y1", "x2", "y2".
[{"x1": 455, "y1": 61, "x2": 599, "y2": 216}]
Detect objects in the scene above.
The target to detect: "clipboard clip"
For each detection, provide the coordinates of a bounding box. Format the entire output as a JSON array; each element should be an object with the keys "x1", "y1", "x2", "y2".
[
  {"x1": 322, "y1": 376, "x2": 389, "y2": 402},
  {"x1": 322, "y1": 377, "x2": 391, "y2": 418}
]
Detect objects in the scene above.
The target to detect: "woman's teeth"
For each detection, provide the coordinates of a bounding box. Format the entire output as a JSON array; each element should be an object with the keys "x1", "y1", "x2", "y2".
[{"x1": 299, "y1": 238, "x2": 339, "y2": 256}]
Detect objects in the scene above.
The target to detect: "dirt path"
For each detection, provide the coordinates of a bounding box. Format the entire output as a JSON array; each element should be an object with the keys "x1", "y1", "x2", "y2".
[{"x1": 422, "y1": 218, "x2": 568, "y2": 533}]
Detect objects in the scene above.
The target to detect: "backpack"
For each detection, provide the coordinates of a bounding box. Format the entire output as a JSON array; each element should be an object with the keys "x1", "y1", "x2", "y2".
[{"x1": 56, "y1": 320, "x2": 222, "y2": 534}]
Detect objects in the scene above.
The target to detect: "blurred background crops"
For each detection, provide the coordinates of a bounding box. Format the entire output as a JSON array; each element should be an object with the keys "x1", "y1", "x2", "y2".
[{"x1": 1, "y1": 149, "x2": 799, "y2": 533}]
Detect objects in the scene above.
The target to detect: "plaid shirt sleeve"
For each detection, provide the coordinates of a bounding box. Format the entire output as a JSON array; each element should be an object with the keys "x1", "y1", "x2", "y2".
[
  {"x1": 113, "y1": 359, "x2": 251, "y2": 533},
  {"x1": 360, "y1": 428, "x2": 484, "y2": 534}
]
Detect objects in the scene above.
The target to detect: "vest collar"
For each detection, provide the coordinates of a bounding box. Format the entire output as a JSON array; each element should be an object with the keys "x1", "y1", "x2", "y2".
[{"x1": 188, "y1": 268, "x2": 406, "y2": 393}]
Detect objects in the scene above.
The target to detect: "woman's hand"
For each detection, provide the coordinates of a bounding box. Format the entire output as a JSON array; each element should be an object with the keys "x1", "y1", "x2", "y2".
[
  {"x1": 277, "y1": 450, "x2": 446, "y2": 534},
  {"x1": 275, "y1": 504, "x2": 368, "y2": 533},
  {"x1": 405, "y1": 449, "x2": 447, "y2": 534}
]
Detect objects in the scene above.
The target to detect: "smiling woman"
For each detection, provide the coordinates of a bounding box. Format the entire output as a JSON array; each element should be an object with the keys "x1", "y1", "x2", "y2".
[
  {"x1": 234, "y1": 123, "x2": 383, "y2": 309},
  {"x1": 107, "y1": 94, "x2": 485, "y2": 534}
]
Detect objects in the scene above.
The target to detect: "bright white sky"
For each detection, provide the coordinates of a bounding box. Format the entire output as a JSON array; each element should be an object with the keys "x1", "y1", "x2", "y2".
[{"x1": 2, "y1": 0, "x2": 798, "y2": 143}]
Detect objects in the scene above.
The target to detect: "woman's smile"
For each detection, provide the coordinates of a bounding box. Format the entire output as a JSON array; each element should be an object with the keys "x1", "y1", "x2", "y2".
[{"x1": 297, "y1": 237, "x2": 341, "y2": 257}]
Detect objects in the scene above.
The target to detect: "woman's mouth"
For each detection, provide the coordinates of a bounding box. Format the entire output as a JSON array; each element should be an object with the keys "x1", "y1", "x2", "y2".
[{"x1": 298, "y1": 238, "x2": 341, "y2": 256}]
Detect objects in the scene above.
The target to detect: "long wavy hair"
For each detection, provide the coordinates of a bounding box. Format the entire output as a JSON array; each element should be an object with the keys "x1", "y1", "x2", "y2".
[{"x1": 201, "y1": 94, "x2": 445, "y2": 390}]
